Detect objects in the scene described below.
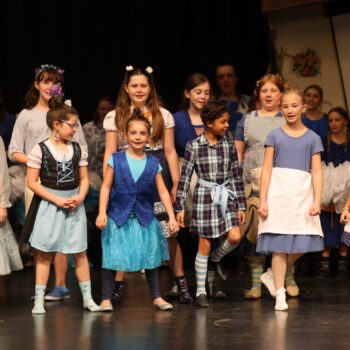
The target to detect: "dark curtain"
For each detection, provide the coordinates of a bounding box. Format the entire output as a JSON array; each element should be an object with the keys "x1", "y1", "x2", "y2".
[{"x1": 0, "y1": 0, "x2": 270, "y2": 122}]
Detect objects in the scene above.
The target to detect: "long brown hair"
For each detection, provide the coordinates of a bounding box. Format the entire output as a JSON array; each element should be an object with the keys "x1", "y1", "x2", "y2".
[{"x1": 115, "y1": 67, "x2": 164, "y2": 145}]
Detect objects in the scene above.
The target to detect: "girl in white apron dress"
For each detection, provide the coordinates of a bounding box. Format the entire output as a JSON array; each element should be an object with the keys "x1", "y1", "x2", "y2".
[{"x1": 257, "y1": 88, "x2": 324, "y2": 311}]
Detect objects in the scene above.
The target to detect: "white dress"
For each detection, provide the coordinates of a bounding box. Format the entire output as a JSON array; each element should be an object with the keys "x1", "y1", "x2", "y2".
[{"x1": 0, "y1": 137, "x2": 23, "y2": 275}]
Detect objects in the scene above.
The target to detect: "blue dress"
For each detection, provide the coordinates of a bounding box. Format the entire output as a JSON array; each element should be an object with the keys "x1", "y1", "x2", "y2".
[
  {"x1": 257, "y1": 128, "x2": 324, "y2": 254},
  {"x1": 101, "y1": 152, "x2": 169, "y2": 272}
]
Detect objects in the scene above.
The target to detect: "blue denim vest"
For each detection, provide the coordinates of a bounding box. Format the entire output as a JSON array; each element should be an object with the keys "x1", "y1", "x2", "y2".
[{"x1": 107, "y1": 151, "x2": 159, "y2": 227}]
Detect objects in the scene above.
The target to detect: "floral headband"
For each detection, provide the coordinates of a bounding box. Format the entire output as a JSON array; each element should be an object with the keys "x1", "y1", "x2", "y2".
[
  {"x1": 125, "y1": 65, "x2": 153, "y2": 74},
  {"x1": 35, "y1": 64, "x2": 65, "y2": 81}
]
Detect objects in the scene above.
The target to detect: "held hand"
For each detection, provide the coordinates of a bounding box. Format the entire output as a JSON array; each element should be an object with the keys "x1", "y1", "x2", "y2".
[
  {"x1": 0, "y1": 208, "x2": 8, "y2": 223},
  {"x1": 258, "y1": 204, "x2": 268, "y2": 219},
  {"x1": 168, "y1": 218, "x2": 180, "y2": 235},
  {"x1": 238, "y1": 210, "x2": 246, "y2": 225},
  {"x1": 176, "y1": 212, "x2": 185, "y2": 228},
  {"x1": 96, "y1": 213, "x2": 107, "y2": 230},
  {"x1": 309, "y1": 203, "x2": 321, "y2": 216},
  {"x1": 66, "y1": 196, "x2": 84, "y2": 211},
  {"x1": 340, "y1": 209, "x2": 349, "y2": 224},
  {"x1": 55, "y1": 196, "x2": 71, "y2": 209}
]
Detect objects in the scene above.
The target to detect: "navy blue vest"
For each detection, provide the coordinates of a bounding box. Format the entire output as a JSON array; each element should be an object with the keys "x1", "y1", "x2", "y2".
[{"x1": 107, "y1": 151, "x2": 159, "y2": 227}]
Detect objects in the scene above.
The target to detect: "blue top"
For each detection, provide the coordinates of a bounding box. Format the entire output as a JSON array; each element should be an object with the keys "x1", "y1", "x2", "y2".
[
  {"x1": 321, "y1": 139, "x2": 350, "y2": 167},
  {"x1": 174, "y1": 110, "x2": 199, "y2": 157},
  {"x1": 265, "y1": 127, "x2": 323, "y2": 172},
  {"x1": 302, "y1": 113, "x2": 328, "y2": 141},
  {"x1": 107, "y1": 151, "x2": 160, "y2": 227}
]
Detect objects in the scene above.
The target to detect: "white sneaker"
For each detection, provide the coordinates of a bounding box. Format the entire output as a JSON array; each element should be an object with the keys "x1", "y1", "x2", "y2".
[
  {"x1": 275, "y1": 287, "x2": 288, "y2": 311},
  {"x1": 260, "y1": 268, "x2": 277, "y2": 297},
  {"x1": 32, "y1": 299, "x2": 46, "y2": 314},
  {"x1": 83, "y1": 299, "x2": 101, "y2": 312}
]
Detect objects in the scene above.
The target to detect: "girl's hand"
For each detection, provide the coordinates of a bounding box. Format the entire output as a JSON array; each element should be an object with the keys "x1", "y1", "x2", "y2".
[
  {"x1": 0, "y1": 208, "x2": 8, "y2": 223},
  {"x1": 96, "y1": 213, "x2": 107, "y2": 230},
  {"x1": 340, "y1": 208, "x2": 349, "y2": 224},
  {"x1": 258, "y1": 203, "x2": 268, "y2": 219},
  {"x1": 54, "y1": 196, "x2": 71, "y2": 209},
  {"x1": 66, "y1": 196, "x2": 84, "y2": 211},
  {"x1": 238, "y1": 210, "x2": 246, "y2": 225},
  {"x1": 309, "y1": 203, "x2": 321, "y2": 216},
  {"x1": 176, "y1": 212, "x2": 185, "y2": 228},
  {"x1": 168, "y1": 218, "x2": 180, "y2": 235}
]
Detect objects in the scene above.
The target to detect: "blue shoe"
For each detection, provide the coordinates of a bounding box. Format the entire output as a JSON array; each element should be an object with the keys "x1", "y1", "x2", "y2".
[{"x1": 44, "y1": 286, "x2": 70, "y2": 301}]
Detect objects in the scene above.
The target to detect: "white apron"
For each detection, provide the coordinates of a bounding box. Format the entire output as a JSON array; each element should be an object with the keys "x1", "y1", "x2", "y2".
[{"x1": 258, "y1": 167, "x2": 323, "y2": 236}]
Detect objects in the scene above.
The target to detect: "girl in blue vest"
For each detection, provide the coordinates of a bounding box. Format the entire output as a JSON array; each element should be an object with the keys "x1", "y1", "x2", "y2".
[
  {"x1": 96, "y1": 108, "x2": 179, "y2": 311},
  {"x1": 25, "y1": 89, "x2": 100, "y2": 314}
]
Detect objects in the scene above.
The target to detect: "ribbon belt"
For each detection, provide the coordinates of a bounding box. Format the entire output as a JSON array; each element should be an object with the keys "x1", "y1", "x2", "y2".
[{"x1": 198, "y1": 179, "x2": 237, "y2": 218}]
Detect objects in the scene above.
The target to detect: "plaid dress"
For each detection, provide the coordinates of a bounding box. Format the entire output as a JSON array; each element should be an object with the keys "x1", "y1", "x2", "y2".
[{"x1": 175, "y1": 134, "x2": 246, "y2": 238}]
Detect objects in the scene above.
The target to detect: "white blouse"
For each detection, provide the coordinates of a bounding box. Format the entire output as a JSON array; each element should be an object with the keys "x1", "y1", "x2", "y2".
[{"x1": 27, "y1": 139, "x2": 88, "y2": 169}]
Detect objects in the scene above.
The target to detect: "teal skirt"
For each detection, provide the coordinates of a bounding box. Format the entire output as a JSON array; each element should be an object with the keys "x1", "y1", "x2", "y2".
[{"x1": 101, "y1": 215, "x2": 169, "y2": 272}]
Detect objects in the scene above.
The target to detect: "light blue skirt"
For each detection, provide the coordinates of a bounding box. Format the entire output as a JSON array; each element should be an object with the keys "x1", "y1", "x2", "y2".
[
  {"x1": 256, "y1": 233, "x2": 324, "y2": 255},
  {"x1": 29, "y1": 188, "x2": 87, "y2": 254},
  {"x1": 102, "y1": 215, "x2": 169, "y2": 272}
]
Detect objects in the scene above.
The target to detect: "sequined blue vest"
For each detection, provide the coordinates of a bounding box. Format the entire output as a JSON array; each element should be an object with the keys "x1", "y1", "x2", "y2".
[{"x1": 107, "y1": 151, "x2": 159, "y2": 227}]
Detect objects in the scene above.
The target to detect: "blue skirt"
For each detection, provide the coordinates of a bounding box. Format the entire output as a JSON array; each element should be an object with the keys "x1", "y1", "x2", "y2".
[
  {"x1": 320, "y1": 211, "x2": 344, "y2": 248},
  {"x1": 29, "y1": 188, "x2": 87, "y2": 254},
  {"x1": 256, "y1": 233, "x2": 324, "y2": 255},
  {"x1": 102, "y1": 216, "x2": 169, "y2": 272}
]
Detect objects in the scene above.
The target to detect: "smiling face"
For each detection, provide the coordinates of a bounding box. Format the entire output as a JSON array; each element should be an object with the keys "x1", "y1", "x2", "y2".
[
  {"x1": 328, "y1": 111, "x2": 348, "y2": 134},
  {"x1": 207, "y1": 112, "x2": 230, "y2": 137},
  {"x1": 259, "y1": 81, "x2": 281, "y2": 112},
  {"x1": 185, "y1": 82, "x2": 211, "y2": 111},
  {"x1": 281, "y1": 92, "x2": 306, "y2": 125},
  {"x1": 124, "y1": 74, "x2": 151, "y2": 108},
  {"x1": 304, "y1": 87, "x2": 322, "y2": 111},
  {"x1": 125, "y1": 120, "x2": 150, "y2": 152}
]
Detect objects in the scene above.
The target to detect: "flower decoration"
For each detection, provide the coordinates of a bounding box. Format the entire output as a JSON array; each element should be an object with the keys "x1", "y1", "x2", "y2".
[
  {"x1": 145, "y1": 66, "x2": 153, "y2": 74},
  {"x1": 50, "y1": 83, "x2": 64, "y2": 98},
  {"x1": 126, "y1": 65, "x2": 134, "y2": 71},
  {"x1": 64, "y1": 99, "x2": 72, "y2": 107},
  {"x1": 35, "y1": 64, "x2": 65, "y2": 81},
  {"x1": 292, "y1": 48, "x2": 321, "y2": 77}
]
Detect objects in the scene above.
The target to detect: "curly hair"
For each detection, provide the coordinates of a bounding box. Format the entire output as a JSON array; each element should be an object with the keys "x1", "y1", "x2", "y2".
[{"x1": 200, "y1": 100, "x2": 228, "y2": 126}]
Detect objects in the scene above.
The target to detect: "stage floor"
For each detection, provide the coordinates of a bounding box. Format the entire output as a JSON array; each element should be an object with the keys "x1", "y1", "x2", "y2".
[{"x1": 1, "y1": 267, "x2": 350, "y2": 350}]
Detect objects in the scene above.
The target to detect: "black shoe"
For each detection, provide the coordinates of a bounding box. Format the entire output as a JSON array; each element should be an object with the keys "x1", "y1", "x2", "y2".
[
  {"x1": 195, "y1": 294, "x2": 209, "y2": 307},
  {"x1": 111, "y1": 281, "x2": 124, "y2": 305}
]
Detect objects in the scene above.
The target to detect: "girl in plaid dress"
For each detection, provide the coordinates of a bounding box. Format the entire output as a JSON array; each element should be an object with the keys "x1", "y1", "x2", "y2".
[{"x1": 175, "y1": 101, "x2": 246, "y2": 307}]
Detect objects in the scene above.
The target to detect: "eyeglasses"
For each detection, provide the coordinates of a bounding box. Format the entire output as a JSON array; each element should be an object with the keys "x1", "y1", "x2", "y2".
[{"x1": 59, "y1": 119, "x2": 80, "y2": 130}]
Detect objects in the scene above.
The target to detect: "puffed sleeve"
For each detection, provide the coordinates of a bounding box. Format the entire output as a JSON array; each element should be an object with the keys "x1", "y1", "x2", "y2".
[
  {"x1": 27, "y1": 144, "x2": 42, "y2": 169},
  {"x1": 74, "y1": 121, "x2": 88, "y2": 160},
  {"x1": 79, "y1": 142, "x2": 89, "y2": 166},
  {"x1": 103, "y1": 110, "x2": 117, "y2": 131},
  {"x1": 0, "y1": 137, "x2": 11, "y2": 208},
  {"x1": 160, "y1": 107, "x2": 175, "y2": 128}
]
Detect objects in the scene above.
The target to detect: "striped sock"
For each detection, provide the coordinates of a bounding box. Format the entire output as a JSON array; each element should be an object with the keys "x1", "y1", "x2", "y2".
[
  {"x1": 250, "y1": 262, "x2": 263, "y2": 291},
  {"x1": 195, "y1": 253, "x2": 209, "y2": 297},
  {"x1": 210, "y1": 239, "x2": 237, "y2": 262}
]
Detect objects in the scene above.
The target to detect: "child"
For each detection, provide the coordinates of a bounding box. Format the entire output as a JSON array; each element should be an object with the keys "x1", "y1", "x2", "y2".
[
  {"x1": 320, "y1": 107, "x2": 350, "y2": 277},
  {"x1": 102, "y1": 66, "x2": 191, "y2": 305},
  {"x1": 257, "y1": 88, "x2": 324, "y2": 311},
  {"x1": 24, "y1": 89, "x2": 99, "y2": 314},
  {"x1": 235, "y1": 74, "x2": 287, "y2": 300},
  {"x1": 0, "y1": 136, "x2": 23, "y2": 276},
  {"x1": 96, "y1": 108, "x2": 179, "y2": 311},
  {"x1": 175, "y1": 100, "x2": 246, "y2": 307},
  {"x1": 9, "y1": 64, "x2": 87, "y2": 300}
]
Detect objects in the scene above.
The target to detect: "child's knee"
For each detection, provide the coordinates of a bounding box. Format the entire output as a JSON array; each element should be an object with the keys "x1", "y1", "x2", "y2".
[{"x1": 227, "y1": 228, "x2": 241, "y2": 245}]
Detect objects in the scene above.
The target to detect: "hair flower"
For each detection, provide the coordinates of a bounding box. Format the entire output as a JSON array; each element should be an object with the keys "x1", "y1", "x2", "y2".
[
  {"x1": 35, "y1": 64, "x2": 65, "y2": 81},
  {"x1": 126, "y1": 65, "x2": 134, "y2": 71},
  {"x1": 64, "y1": 99, "x2": 72, "y2": 107},
  {"x1": 145, "y1": 66, "x2": 153, "y2": 74},
  {"x1": 50, "y1": 83, "x2": 64, "y2": 97}
]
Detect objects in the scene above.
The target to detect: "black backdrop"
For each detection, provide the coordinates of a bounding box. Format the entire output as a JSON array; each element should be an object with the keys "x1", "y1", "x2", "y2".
[{"x1": 1, "y1": 0, "x2": 271, "y2": 122}]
